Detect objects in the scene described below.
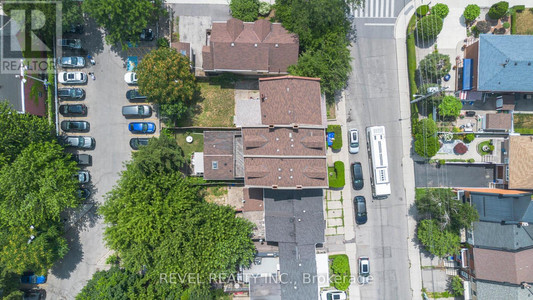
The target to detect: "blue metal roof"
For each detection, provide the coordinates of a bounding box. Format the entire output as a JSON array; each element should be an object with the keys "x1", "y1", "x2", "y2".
[
  {"x1": 462, "y1": 58, "x2": 473, "y2": 91},
  {"x1": 478, "y1": 34, "x2": 533, "y2": 92}
]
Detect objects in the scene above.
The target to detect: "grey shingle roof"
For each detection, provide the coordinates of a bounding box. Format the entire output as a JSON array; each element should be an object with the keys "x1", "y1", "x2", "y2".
[
  {"x1": 476, "y1": 281, "x2": 532, "y2": 300},
  {"x1": 470, "y1": 192, "x2": 533, "y2": 222},
  {"x1": 478, "y1": 34, "x2": 533, "y2": 92},
  {"x1": 278, "y1": 243, "x2": 318, "y2": 300},
  {"x1": 473, "y1": 222, "x2": 533, "y2": 251}
]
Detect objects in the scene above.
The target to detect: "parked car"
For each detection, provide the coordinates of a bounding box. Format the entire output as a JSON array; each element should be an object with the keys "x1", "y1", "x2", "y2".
[
  {"x1": 58, "y1": 56, "x2": 85, "y2": 68},
  {"x1": 76, "y1": 170, "x2": 90, "y2": 184},
  {"x1": 124, "y1": 72, "x2": 138, "y2": 85},
  {"x1": 320, "y1": 290, "x2": 347, "y2": 300},
  {"x1": 122, "y1": 105, "x2": 152, "y2": 118},
  {"x1": 465, "y1": 110, "x2": 476, "y2": 117},
  {"x1": 23, "y1": 289, "x2": 46, "y2": 300},
  {"x1": 351, "y1": 162, "x2": 364, "y2": 190},
  {"x1": 59, "y1": 104, "x2": 87, "y2": 116},
  {"x1": 20, "y1": 273, "x2": 46, "y2": 284},
  {"x1": 58, "y1": 87, "x2": 85, "y2": 100},
  {"x1": 354, "y1": 196, "x2": 367, "y2": 225},
  {"x1": 61, "y1": 120, "x2": 90, "y2": 132},
  {"x1": 72, "y1": 154, "x2": 92, "y2": 166},
  {"x1": 126, "y1": 89, "x2": 148, "y2": 101},
  {"x1": 77, "y1": 188, "x2": 91, "y2": 199},
  {"x1": 359, "y1": 256, "x2": 370, "y2": 277},
  {"x1": 59, "y1": 38, "x2": 81, "y2": 49},
  {"x1": 62, "y1": 136, "x2": 94, "y2": 149},
  {"x1": 348, "y1": 129, "x2": 359, "y2": 154},
  {"x1": 128, "y1": 122, "x2": 155, "y2": 134},
  {"x1": 130, "y1": 138, "x2": 150, "y2": 150},
  {"x1": 140, "y1": 28, "x2": 154, "y2": 41},
  {"x1": 65, "y1": 23, "x2": 84, "y2": 34},
  {"x1": 58, "y1": 72, "x2": 87, "y2": 84}
]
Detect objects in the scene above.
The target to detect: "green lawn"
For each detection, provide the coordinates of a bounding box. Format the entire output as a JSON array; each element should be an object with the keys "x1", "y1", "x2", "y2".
[
  {"x1": 175, "y1": 132, "x2": 204, "y2": 159},
  {"x1": 177, "y1": 78, "x2": 235, "y2": 127},
  {"x1": 514, "y1": 113, "x2": 533, "y2": 134},
  {"x1": 477, "y1": 140, "x2": 493, "y2": 156},
  {"x1": 516, "y1": 9, "x2": 533, "y2": 35}
]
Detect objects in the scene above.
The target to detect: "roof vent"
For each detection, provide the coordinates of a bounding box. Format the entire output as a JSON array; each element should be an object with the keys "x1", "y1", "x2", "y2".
[
  {"x1": 529, "y1": 62, "x2": 532, "y2": 66},
  {"x1": 278, "y1": 168, "x2": 282, "y2": 172},
  {"x1": 272, "y1": 185, "x2": 278, "y2": 189},
  {"x1": 515, "y1": 62, "x2": 518, "y2": 66},
  {"x1": 231, "y1": 42, "x2": 235, "y2": 47},
  {"x1": 261, "y1": 94, "x2": 267, "y2": 101},
  {"x1": 254, "y1": 43, "x2": 258, "y2": 47},
  {"x1": 275, "y1": 43, "x2": 279, "y2": 48},
  {"x1": 269, "y1": 124, "x2": 275, "y2": 128},
  {"x1": 296, "y1": 185, "x2": 302, "y2": 189},
  {"x1": 293, "y1": 124, "x2": 299, "y2": 129}
]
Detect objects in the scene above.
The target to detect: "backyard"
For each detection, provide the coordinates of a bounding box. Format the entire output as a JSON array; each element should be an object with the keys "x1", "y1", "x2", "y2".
[
  {"x1": 177, "y1": 77, "x2": 235, "y2": 127},
  {"x1": 174, "y1": 131, "x2": 204, "y2": 160},
  {"x1": 515, "y1": 8, "x2": 533, "y2": 35},
  {"x1": 514, "y1": 113, "x2": 533, "y2": 134}
]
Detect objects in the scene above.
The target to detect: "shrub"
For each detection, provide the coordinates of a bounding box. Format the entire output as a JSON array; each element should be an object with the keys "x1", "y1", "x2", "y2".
[
  {"x1": 328, "y1": 161, "x2": 345, "y2": 188},
  {"x1": 419, "y1": 52, "x2": 451, "y2": 78},
  {"x1": 475, "y1": 21, "x2": 492, "y2": 33},
  {"x1": 488, "y1": 1, "x2": 509, "y2": 20},
  {"x1": 438, "y1": 95, "x2": 462, "y2": 119},
  {"x1": 451, "y1": 276, "x2": 464, "y2": 296},
  {"x1": 467, "y1": 158, "x2": 475, "y2": 163},
  {"x1": 330, "y1": 255, "x2": 350, "y2": 291},
  {"x1": 230, "y1": 0, "x2": 260, "y2": 22},
  {"x1": 438, "y1": 159, "x2": 446, "y2": 165},
  {"x1": 494, "y1": 27, "x2": 507, "y2": 34},
  {"x1": 416, "y1": 4, "x2": 430, "y2": 17},
  {"x1": 432, "y1": 3, "x2": 449, "y2": 19},
  {"x1": 327, "y1": 125, "x2": 343, "y2": 150},
  {"x1": 454, "y1": 142, "x2": 468, "y2": 155},
  {"x1": 414, "y1": 118, "x2": 438, "y2": 137},
  {"x1": 156, "y1": 37, "x2": 169, "y2": 48},
  {"x1": 503, "y1": 22, "x2": 510, "y2": 29},
  {"x1": 464, "y1": 133, "x2": 475, "y2": 143},
  {"x1": 258, "y1": 1, "x2": 271, "y2": 16},
  {"x1": 513, "y1": 5, "x2": 525, "y2": 12},
  {"x1": 416, "y1": 15, "x2": 443, "y2": 41},
  {"x1": 415, "y1": 134, "x2": 440, "y2": 158},
  {"x1": 463, "y1": 4, "x2": 481, "y2": 21}
]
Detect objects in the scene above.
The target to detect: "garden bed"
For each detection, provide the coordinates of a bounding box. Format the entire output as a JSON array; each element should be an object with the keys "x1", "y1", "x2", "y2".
[
  {"x1": 329, "y1": 254, "x2": 350, "y2": 291},
  {"x1": 477, "y1": 140, "x2": 493, "y2": 156},
  {"x1": 514, "y1": 113, "x2": 533, "y2": 134},
  {"x1": 327, "y1": 125, "x2": 342, "y2": 150}
]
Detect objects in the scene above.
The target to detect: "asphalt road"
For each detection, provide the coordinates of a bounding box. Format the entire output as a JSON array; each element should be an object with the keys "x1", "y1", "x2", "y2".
[
  {"x1": 414, "y1": 163, "x2": 495, "y2": 188},
  {"x1": 44, "y1": 22, "x2": 158, "y2": 298},
  {"x1": 346, "y1": 12, "x2": 412, "y2": 300}
]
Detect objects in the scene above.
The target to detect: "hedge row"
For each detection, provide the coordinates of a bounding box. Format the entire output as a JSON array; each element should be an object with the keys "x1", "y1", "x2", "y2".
[
  {"x1": 327, "y1": 125, "x2": 343, "y2": 150},
  {"x1": 328, "y1": 161, "x2": 345, "y2": 188},
  {"x1": 511, "y1": 10, "x2": 517, "y2": 34},
  {"x1": 407, "y1": 14, "x2": 418, "y2": 99}
]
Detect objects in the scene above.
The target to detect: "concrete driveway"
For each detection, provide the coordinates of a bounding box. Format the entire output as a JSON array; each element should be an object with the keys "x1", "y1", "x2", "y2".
[
  {"x1": 45, "y1": 23, "x2": 158, "y2": 299},
  {"x1": 414, "y1": 163, "x2": 495, "y2": 188}
]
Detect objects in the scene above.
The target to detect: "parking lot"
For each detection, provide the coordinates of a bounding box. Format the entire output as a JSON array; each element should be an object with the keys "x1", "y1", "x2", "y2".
[{"x1": 45, "y1": 24, "x2": 158, "y2": 298}]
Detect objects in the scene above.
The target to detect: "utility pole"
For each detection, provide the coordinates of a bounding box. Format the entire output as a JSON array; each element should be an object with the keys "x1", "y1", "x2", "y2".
[{"x1": 410, "y1": 86, "x2": 449, "y2": 104}]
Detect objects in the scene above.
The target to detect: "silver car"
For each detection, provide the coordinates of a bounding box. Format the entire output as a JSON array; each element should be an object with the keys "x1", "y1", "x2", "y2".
[
  {"x1": 122, "y1": 105, "x2": 152, "y2": 118},
  {"x1": 76, "y1": 171, "x2": 90, "y2": 184},
  {"x1": 59, "y1": 56, "x2": 85, "y2": 68},
  {"x1": 63, "y1": 136, "x2": 94, "y2": 149},
  {"x1": 348, "y1": 129, "x2": 359, "y2": 154},
  {"x1": 58, "y1": 72, "x2": 87, "y2": 84}
]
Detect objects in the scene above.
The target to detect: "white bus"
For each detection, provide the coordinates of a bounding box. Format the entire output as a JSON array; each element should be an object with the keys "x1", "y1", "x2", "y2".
[{"x1": 366, "y1": 126, "x2": 391, "y2": 199}]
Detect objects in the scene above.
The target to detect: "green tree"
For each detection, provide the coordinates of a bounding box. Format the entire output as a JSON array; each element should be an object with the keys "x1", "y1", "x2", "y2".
[
  {"x1": 417, "y1": 219, "x2": 460, "y2": 257},
  {"x1": 432, "y1": 3, "x2": 449, "y2": 19},
  {"x1": 475, "y1": 20, "x2": 492, "y2": 33},
  {"x1": 288, "y1": 33, "x2": 352, "y2": 101},
  {"x1": 0, "y1": 102, "x2": 54, "y2": 166},
  {"x1": 451, "y1": 275, "x2": 464, "y2": 296},
  {"x1": 258, "y1": 1, "x2": 272, "y2": 16},
  {"x1": 416, "y1": 4, "x2": 429, "y2": 17},
  {"x1": 419, "y1": 52, "x2": 451, "y2": 79},
  {"x1": 137, "y1": 47, "x2": 198, "y2": 123},
  {"x1": 416, "y1": 15, "x2": 443, "y2": 41},
  {"x1": 438, "y1": 95, "x2": 462, "y2": 119},
  {"x1": 463, "y1": 4, "x2": 480, "y2": 21},
  {"x1": 488, "y1": 1, "x2": 509, "y2": 19},
  {"x1": 230, "y1": 0, "x2": 260, "y2": 22},
  {"x1": 100, "y1": 169, "x2": 255, "y2": 283},
  {"x1": 413, "y1": 118, "x2": 437, "y2": 137},
  {"x1": 414, "y1": 134, "x2": 440, "y2": 158},
  {"x1": 83, "y1": 0, "x2": 166, "y2": 49},
  {"x1": 0, "y1": 268, "x2": 21, "y2": 299},
  {"x1": 130, "y1": 134, "x2": 185, "y2": 175}
]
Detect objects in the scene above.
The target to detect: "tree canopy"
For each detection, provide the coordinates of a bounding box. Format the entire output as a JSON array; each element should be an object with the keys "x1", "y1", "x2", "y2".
[
  {"x1": 136, "y1": 47, "x2": 198, "y2": 124},
  {"x1": 419, "y1": 52, "x2": 451, "y2": 80},
  {"x1": 431, "y1": 3, "x2": 449, "y2": 19},
  {"x1": 488, "y1": 1, "x2": 509, "y2": 20},
  {"x1": 83, "y1": 0, "x2": 166, "y2": 49},
  {"x1": 438, "y1": 95, "x2": 462, "y2": 119},
  {"x1": 414, "y1": 134, "x2": 440, "y2": 158},
  {"x1": 130, "y1": 134, "x2": 186, "y2": 176},
  {"x1": 417, "y1": 219, "x2": 460, "y2": 257},
  {"x1": 463, "y1": 4, "x2": 481, "y2": 21},
  {"x1": 230, "y1": 0, "x2": 260, "y2": 22},
  {"x1": 416, "y1": 15, "x2": 443, "y2": 41}
]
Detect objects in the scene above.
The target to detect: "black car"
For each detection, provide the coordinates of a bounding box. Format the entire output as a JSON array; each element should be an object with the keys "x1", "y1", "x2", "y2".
[
  {"x1": 126, "y1": 89, "x2": 147, "y2": 101},
  {"x1": 352, "y1": 162, "x2": 364, "y2": 190},
  {"x1": 59, "y1": 104, "x2": 87, "y2": 116},
  {"x1": 140, "y1": 28, "x2": 154, "y2": 41},
  {"x1": 465, "y1": 110, "x2": 476, "y2": 117},
  {"x1": 130, "y1": 138, "x2": 150, "y2": 150},
  {"x1": 58, "y1": 87, "x2": 85, "y2": 100},
  {"x1": 354, "y1": 196, "x2": 367, "y2": 225},
  {"x1": 61, "y1": 120, "x2": 90, "y2": 132},
  {"x1": 73, "y1": 154, "x2": 92, "y2": 166}
]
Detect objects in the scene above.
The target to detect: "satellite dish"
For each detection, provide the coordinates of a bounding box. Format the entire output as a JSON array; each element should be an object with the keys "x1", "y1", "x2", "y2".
[{"x1": 186, "y1": 136, "x2": 193, "y2": 143}]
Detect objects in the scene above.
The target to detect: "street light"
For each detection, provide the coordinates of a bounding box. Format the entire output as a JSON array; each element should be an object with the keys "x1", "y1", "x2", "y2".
[{"x1": 17, "y1": 59, "x2": 50, "y2": 90}]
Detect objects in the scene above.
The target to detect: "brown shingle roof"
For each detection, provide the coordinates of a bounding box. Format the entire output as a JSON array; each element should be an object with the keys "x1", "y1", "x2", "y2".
[
  {"x1": 509, "y1": 136, "x2": 533, "y2": 189},
  {"x1": 171, "y1": 42, "x2": 191, "y2": 58},
  {"x1": 485, "y1": 113, "x2": 512, "y2": 130},
  {"x1": 474, "y1": 248, "x2": 533, "y2": 284},
  {"x1": 460, "y1": 188, "x2": 530, "y2": 195},
  {"x1": 203, "y1": 19, "x2": 298, "y2": 73},
  {"x1": 203, "y1": 131, "x2": 243, "y2": 180},
  {"x1": 259, "y1": 76, "x2": 325, "y2": 126},
  {"x1": 244, "y1": 157, "x2": 328, "y2": 188},
  {"x1": 465, "y1": 41, "x2": 479, "y2": 91},
  {"x1": 242, "y1": 127, "x2": 326, "y2": 156},
  {"x1": 243, "y1": 188, "x2": 264, "y2": 212}
]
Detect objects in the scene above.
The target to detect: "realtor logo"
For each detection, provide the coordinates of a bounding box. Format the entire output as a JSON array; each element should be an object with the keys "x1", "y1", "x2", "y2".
[{"x1": 1, "y1": 1, "x2": 61, "y2": 74}]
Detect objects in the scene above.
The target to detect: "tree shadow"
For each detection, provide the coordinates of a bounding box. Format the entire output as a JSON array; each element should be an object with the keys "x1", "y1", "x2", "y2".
[{"x1": 414, "y1": 35, "x2": 436, "y2": 49}]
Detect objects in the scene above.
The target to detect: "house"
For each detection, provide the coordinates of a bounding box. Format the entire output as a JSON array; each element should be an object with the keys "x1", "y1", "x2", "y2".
[
  {"x1": 202, "y1": 18, "x2": 299, "y2": 75},
  {"x1": 495, "y1": 136, "x2": 533, "y2": 190},
  {"x1": 455, "y1": 188, "x2": 533, "y2": 299},
  {"x1": 202, "y1": 130, "x2": 244, "y2": 181},
  {"x1": 463, "y1": 34, "x2": 533, "y2": 93}
]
